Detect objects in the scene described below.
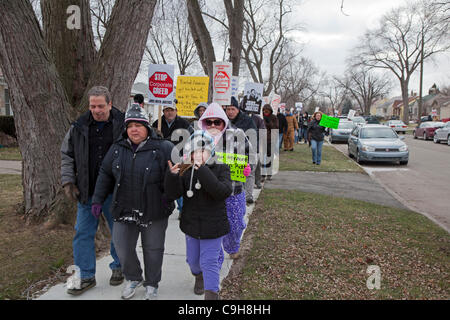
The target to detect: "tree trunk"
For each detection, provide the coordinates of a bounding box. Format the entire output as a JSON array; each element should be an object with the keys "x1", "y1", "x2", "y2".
[
  {"x1": 401, "y1": 81, "x2": 410, "y2": 125},
  {"x1": 187, "y1": 0, "x2": 216, "y2": 102},
  {"x1": 224, "y1": 0, "x2": 244, "y2": 77},
  {"x1": 79, "y1": 0, "x2": 158, "y2": 112},
  {"x1": 0, "y1": 0, "x2": 157, "y2": 221},
  {"x1": 41, "y1": 0, "x2": 97, "y2": 115},
  {"x1": 0, "y1": 0, "x2": 73, "y2": 219}
]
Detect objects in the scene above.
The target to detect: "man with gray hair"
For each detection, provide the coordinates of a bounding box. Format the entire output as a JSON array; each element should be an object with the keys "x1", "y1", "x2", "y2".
[{"x1": 61, "y1": 86, "x2": 125, "y2": 295}]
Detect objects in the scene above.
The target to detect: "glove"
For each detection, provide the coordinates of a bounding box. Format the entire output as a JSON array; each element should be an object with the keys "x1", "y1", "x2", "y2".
[
  {"x1": 63, "y1": 183, "x2": 79, "y2": 202},
  {"x1": 91, "y1": 203, "x2": 102, "y2": 219},
  {"x1": 243, "y1": 164, "x2": 251, "y2": 177}
]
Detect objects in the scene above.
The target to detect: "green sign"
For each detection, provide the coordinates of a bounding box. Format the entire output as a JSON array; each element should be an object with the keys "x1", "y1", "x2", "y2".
[
  {"x1": 215, "y1": 152, "x2": 248, "y2": 182},
  {"x1": 319, "y1": 114, "x2": 340, "y2": 129}
]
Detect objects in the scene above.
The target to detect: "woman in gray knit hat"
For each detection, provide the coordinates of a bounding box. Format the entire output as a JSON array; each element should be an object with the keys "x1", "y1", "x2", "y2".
[{"x1": 92, "y1": 103, "x2": 175, "y2": 300}]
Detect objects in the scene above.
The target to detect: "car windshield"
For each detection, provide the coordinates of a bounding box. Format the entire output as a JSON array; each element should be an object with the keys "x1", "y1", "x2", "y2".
[
  {"x1": 338, "y1": 122, "x2": 354, "y2": 129},
  {"x1": 353, "y1": 117, "x2": 365, "y2": 123},
  {"x1": 360, "y1": 127, "x2": 397, "y2": 139},
  {"x1": 390, "y1": 121, "x2": 403, "y2": 124}
]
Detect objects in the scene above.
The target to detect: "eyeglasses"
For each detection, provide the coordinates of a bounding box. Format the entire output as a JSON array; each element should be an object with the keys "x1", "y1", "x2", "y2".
[{"x1": 205, "y1": 119, "x2": 223, "y2": 127}]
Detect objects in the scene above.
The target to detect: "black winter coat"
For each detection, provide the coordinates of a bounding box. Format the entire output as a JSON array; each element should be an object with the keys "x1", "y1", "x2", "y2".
[
  {"x1": 92, "y1": 130, "x2": 175, "y2": 225},
  {"x1": 164, "y1": 164, "x2": 232, "y2": 239},
  {"x1": 307, "y1": 120, "x2": 328, "y2": 142},
  {"x1": 277, "y1": 113, "x2": 288, "y2": 134},
  {"x1": 61, "y1": 107, "x2": 124, "y2": 204},
  {"x1": 152, "y1": 115, "x2": 193, "y2": 146}
]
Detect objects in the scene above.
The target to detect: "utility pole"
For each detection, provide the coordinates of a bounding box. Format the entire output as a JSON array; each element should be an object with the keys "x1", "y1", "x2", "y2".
[{"x1": 418, "y1": 28, "x2": 424, "y2": 121}]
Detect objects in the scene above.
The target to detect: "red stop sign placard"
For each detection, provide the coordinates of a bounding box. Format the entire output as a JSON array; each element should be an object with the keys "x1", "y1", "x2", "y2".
[{"x1": 149, "y1": 72, "x2": 173, "y2": 98}]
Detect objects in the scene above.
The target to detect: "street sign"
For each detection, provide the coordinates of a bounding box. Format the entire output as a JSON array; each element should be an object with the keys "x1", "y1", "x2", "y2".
[{"x1": 148, "y1": 64, "x2": 174, "y2": 106}]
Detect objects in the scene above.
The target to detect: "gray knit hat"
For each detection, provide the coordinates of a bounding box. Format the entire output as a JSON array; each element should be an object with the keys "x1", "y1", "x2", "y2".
[{"x1": 123, "y1": 103, "x2": 151, "y2": 137}]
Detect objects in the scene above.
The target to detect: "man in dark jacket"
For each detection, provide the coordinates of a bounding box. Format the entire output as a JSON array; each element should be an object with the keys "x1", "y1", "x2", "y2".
[
  {"x1": 277, "y1": 111, "x2": 288, "y2": 150},
  {"x1": 225, "y1": 97, "x2": 258, "y2": 204},
  {"x1": 151, "y1": 105, "x2": 193, "y2": 145},
  {"x1": 60, "y1": 86, "x2": 124, "y2": 295}
]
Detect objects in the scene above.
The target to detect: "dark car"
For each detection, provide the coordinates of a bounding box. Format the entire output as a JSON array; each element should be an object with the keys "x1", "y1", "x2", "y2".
[{"x1": 366, "y1": 116, "x2": 380, "y2": 124}]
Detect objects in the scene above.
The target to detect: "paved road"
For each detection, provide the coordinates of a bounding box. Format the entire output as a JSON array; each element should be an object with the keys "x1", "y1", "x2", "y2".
[{"x1": 332, "y1": 135, "x2": 450, "y2": 233}]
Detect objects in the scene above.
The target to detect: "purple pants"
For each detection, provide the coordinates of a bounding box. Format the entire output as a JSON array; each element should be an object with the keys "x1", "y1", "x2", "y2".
[
  {"x1": 217, "y1": 191, "x2": 247, "y2": 267},
  {"x1": 185, "y1": 235, "x2": 224, "y2": 293}
]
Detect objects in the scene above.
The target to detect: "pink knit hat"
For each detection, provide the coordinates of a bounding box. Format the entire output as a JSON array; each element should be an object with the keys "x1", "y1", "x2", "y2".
[{"x1": 199, "y1": 102, "x2": 229, "y2": 140}]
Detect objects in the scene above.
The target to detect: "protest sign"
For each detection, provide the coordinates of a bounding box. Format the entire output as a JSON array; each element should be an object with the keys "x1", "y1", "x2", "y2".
[
  {"x1": 242, "y1": 82, "x2": 264, "y2": 114},
  {"x1": 348, "y1": 109, "x2": 356, "y2": 119},
  {"x1": 271, "y1": 94, "x2": 281, "y2": 114},
  {"x1": 295, "y1": 102, "x2": 303, "y2": 112},
  {"x1": 148, "y1": 64, "x2": 174, "y2": 106},
  {"x1": 213, "y1": 62, "x2": 232, "y2": 105},
  {"x1": 175, "y1": 76, "x2": 209, "y2": 117},
  {"x1": 319, "y1": 114, "x2": 340, "y2": 129},
  {"x1": 215, "y1": 152, "x2": 248, "y2": 182}
]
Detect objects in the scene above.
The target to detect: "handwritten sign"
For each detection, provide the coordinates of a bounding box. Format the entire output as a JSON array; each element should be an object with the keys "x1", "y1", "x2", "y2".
[
  {"x1": 215, "y1": 152, "x2": 248, "y2": 182},
  {"x1": 319, "y1": 114, "x2": 340, "y2": 129},
  {"x1": 176, "y1": 76, "x2": 209, "y2": 117}
]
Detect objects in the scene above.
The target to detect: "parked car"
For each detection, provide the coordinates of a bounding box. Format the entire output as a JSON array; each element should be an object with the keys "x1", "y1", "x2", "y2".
[
  {"x1": 420, "y1": 115, "x2": 433, "y2": 123},
  {"x1": 352, "y1": 116, "x2": 366, "y2": 126},
  {"x1": 433, "y1": 121, "x2": 450, "y2": 146},
  {"x1": 413, "y1": 122, "x2": 445, "y2": 140},
  {"x1": 386, "y1": 120, "x2": 408, "y2": 134},
  {"x1": 329, "y1": 120, "x2": 354, "y2": 144},
  {"x1": 348, "y1": 124, "x2": 409, "y2": 165},
  {"x1": 365, "y1": 116, "x2": 380, "y2": 124}
]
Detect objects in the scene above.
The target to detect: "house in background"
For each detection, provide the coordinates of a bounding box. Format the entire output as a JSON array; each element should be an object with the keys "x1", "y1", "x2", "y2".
[
  {"x1": 393, "y1": 94, "x2": 418, "y2": 120},
  {"x1": 0, "y1": 67, "x2": 12, "y2": 116},
  {"x1": 411, "y1": 84, "x2": 450, "y2": 120},
  {"x1": 374, "y1": 96, "x2": 401, "y2": 119}
]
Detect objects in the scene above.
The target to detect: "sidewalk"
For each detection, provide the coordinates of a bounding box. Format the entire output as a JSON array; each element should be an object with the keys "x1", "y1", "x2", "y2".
[
  {"x1": 37, "y1": 188, "x2": 261, "y2": 300},
  {"x1": 0, "y1": 160, "x2": 21, "y2": 175}
]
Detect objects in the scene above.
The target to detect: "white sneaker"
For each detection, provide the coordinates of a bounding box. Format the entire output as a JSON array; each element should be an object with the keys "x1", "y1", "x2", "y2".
[
  {"x1": 143, "y1": 286, "x2": 158, "y2": 300},
  {"x1": 121, "y1": 280, "x2": 143, "y2": 299}
]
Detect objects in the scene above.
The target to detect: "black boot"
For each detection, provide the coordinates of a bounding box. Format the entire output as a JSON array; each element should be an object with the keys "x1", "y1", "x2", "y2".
[{"x1": 193, "y1": 273, "x2": 204, "y2": 295}]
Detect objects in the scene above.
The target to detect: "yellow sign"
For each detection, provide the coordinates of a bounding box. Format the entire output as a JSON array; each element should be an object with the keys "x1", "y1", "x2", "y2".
[{"x1": 176, "y1": 76, "x2": 209, "y2": 117}]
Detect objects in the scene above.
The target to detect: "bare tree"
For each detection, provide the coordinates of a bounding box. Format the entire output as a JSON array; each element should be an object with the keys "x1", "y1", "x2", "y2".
[
  {"x1": 335, "y1": 67, "x2": 391, "y2": 116},
  {"x1": 0, "y1": 0, "x2": 157, "y2": 220},
  {"x1": 351, "y1": 1, "x2": 450, "y2": 124},
  {"x1": 320, "y1": 78, "x2": 348, "y2": 116},
  {"x1": 242, "y1": 0, "x2": 298, "y2": 96}
]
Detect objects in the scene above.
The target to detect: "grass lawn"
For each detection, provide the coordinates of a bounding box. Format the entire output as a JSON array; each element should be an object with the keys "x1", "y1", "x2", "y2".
[
  {"x1": 220, "y1": 189, "x2": 450, "y2": 299},
  {"x1": 0, "y1": 174, "x2": 110, "y2": 300},
  {"x1": 0, "y1": 147, "x2": 22, "y2": 161},
  {"x1": 278, "y1": 143, "x2": 363, "y2": 173}
]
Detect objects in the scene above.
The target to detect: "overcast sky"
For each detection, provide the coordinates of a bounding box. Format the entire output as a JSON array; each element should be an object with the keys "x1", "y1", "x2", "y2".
[{"x1": 291, "y1": 0, "x2": 450, "y2": 97}]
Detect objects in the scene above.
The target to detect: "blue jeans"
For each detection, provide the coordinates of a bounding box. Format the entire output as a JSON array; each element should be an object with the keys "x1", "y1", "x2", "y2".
[
  {"x1": 73, "y1": 195, "x2": 121, "y2": 279},
  {"x1": 176, "y1": 197, "x2": 183, "y2": 212},
  {"x1": 278, "y1": 133, "x2": 284, "y2": 150},
  {"x1": 310, "y1": 139, "x2": 324, "y2": 164}
]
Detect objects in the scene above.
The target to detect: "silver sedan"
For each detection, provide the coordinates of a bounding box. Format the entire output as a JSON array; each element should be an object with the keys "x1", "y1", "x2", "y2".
[
  {"x1": 329, "y1": 121, "x2": 354, "y2": 143},
  {"x1": 348, "y1": 124, "x2": 409, "y2": 165},
  {"x1": 433, "y1": 121, "x2": 450, "y2": 146}
]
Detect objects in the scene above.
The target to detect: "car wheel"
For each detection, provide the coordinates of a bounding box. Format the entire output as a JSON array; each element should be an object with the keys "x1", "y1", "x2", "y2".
[
  {"x1": 356, "y1": 150, "x2": 364, "y2": 164},
  {"x1": 447, "y1": 135, "x2": 450, "y2": 146},
  {"x1": 329, "y1": 136, "x2": 333, "y2": 144},
  {"x1": 399, "y1": 160, "x2": 408, "y2": 165},
  {"x1": 423, "y1": 132, "x2": 427, "y2": 140},
  {"x1": 413, "y1": 131, "x2": 417, "y2": 139},
  {"x1": 348, "y1": 146, "x2": 353, "y2": 158},
  {"x1": 433, "y1": 135, "x2": 439, "y2": 144}
]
